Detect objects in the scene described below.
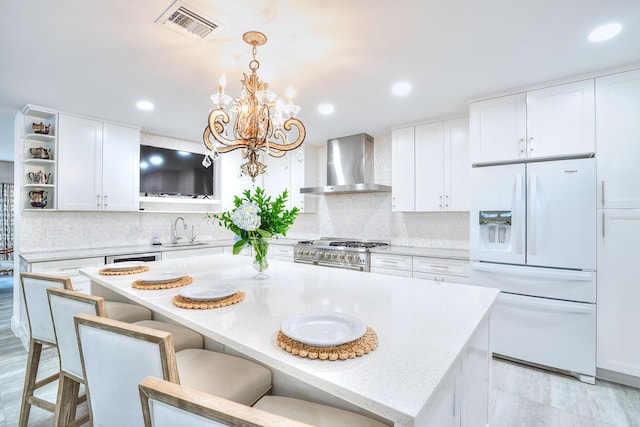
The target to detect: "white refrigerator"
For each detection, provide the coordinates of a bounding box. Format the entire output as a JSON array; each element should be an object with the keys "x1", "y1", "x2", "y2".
[{"x1": 469, "y1": 157, "x2": 597, "y2": 383}]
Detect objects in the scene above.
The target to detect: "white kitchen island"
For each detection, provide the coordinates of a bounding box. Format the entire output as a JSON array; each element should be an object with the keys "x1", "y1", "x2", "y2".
[{"x1": 80, "y1": 254, "x2": 499, "y2": 427}]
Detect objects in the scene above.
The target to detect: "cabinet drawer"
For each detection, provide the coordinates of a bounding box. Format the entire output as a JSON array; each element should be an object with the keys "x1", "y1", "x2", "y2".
[
  {"x1": 413, "y1": 257, "x2": 469, "y2": 277},
  {"x1": 30, "y1": 257, "x2": 105, "y2": 276},
  {"x1": 370, "y1": 267, "x2": 413, "y2": 278},
  {"x1": 370, "y1": 253, "x2": 412, "y2": 271},
  {"x1": 271, "y1": 245, "x2": 294, "y2": 261},
  {"x1": 413, "y1": 271, "x2": 471, "y2": 284}
]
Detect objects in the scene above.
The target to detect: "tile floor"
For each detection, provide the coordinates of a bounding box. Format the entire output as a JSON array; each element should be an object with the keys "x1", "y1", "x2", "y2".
[{"x1": 1, "y1": 276, "x2": 638, "y2": 426}]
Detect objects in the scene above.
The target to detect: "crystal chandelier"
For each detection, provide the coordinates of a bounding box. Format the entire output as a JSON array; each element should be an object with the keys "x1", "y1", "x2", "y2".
[{"x1": 202, "y1": 31, "x2": 306, "y2": 181}]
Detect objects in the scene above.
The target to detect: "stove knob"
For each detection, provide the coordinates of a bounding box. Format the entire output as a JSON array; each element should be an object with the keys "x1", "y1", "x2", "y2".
[
  {"x1": 330, "y1": 253, "x2": 336, "y2": 259},
  {"x1": 338, "y1": 253, "x2": 345, "y2": 260},
  {"x1": 309, "y1": 251, "x2": 315, "y2": 256},
  {"x1": 345, "y1": 254, "x2": 352, "y2": 261},
  {"x1": 324, "y1": 253, "x2": 331, "y2": 259}
]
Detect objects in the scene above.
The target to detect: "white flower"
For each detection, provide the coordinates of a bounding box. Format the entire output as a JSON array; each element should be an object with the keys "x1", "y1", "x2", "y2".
[{"x1": 231, "y1": 202, "x2": 261, "y2": 231}]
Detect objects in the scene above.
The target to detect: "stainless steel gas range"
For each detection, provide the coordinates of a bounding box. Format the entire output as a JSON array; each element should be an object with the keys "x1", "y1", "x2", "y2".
[{"x1": 294, "y1": 239, "x2": 389, "y2": 272}]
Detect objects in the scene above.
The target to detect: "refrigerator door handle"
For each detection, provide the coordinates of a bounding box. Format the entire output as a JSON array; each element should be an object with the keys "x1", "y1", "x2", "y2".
[
  {"x1": 470, "y1": 262, "x2": 595, "y2": 282},
  {"x1": 500, "y1": 293, "x2": 594, "y2": 315},
  {"x1": 528, "y1": 173, "x2": 537, "y2": 255},
  {"x1": 515, "y1": 173, "x2": 524, "y2": 254}
]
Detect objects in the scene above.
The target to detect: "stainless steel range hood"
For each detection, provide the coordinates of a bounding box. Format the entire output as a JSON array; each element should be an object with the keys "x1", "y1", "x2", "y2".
[{"x1": 300, "y1": 133, "x2": 391, "y2": 195}]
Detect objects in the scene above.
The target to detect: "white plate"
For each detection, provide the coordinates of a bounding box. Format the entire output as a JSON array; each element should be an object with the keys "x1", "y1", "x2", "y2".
[
  {"x1": 281, "y1": 312, "x2": 367, "y2": 347},
  {"x1": 180, "y1": 284, "x2": 238, "y2": 301},
  {"x1": 102, "y1": 261, "x2": 146, "y2": 271},
  {"x1": 140, "y1": 272, "x2": 185, "y2": 284}
]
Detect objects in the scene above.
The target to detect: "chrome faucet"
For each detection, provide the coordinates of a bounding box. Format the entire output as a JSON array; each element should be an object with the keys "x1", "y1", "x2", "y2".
[{"x1": 173, "y1": 217, "x2": 187, "y2": 244}]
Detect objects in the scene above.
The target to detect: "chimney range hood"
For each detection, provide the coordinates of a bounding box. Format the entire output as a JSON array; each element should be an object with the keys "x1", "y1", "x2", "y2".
[{"x1": 300, "y1": 133, "x2": 391, "y2": 195}]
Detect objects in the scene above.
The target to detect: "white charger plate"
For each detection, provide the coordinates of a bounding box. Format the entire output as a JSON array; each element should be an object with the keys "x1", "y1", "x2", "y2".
[
  {"x1": 180, "y1": 284, "x2": 238, "y2": 301},
  {"x1": 140, "y1": 272, "x2": 185, "y2": 284},
  {"x1": 101, "y1": 261, "x2": 146, "y2": 271},
  {"x1": 281, "y1": 312, "x2": 366, "y2": 347}
]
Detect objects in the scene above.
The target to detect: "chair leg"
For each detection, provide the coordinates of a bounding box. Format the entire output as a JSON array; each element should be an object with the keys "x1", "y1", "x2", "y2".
[
  {"x1": 53, "y1": 372, "x2": 88, "y2": 427},
  {"x1": 18, "y1": 339, "x2": 43, "y2": 427}
]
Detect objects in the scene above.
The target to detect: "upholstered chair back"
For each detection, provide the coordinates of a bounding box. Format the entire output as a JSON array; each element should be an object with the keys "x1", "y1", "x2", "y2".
[
  {"x1": 20, "y1": 273, "x2": 72, "y2": 343},
  {"x1": 47, "y1": 288, "x2": 106, "y2": 380},
  {"x1": 74, "y1": 313, "x2": 179, "y2": 427}
]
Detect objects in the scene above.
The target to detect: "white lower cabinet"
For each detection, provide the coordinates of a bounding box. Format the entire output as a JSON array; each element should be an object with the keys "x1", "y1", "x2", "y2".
[
  {"x1": 413, "y1": 257, "x2": 470, "y2": 284},
  {"x1": 161, "y1": 247, "x2": 224, "y2": 260},
  {"x1": 369, "y1": 253, "x2": 412, "y2": 277},
  {"x1": 420, "y1": 317, "x2": 490, "y2": 426},
  {"x1": 25, "y1": 257, "x2": 105, "y2": 293},
  {"x1": 597, "y1": 209, "x2": 640, "y2": 379},
  {"x1": 270, "y1": 244, "x2": 294, "y2": 262}
]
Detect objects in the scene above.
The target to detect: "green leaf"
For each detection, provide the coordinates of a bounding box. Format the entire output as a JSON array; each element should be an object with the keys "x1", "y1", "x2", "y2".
[{"x1": 232, "y1": 239, "x2": 246, "y2": 254}]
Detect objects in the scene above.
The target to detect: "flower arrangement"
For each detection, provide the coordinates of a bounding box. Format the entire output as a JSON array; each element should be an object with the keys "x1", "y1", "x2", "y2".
[{"x1": 210, "y1": 187, "x2": 299, "y2": 278}]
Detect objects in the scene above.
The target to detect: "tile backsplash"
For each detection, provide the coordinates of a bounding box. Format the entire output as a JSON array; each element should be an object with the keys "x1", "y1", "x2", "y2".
[{"x1": 19, "y1": 131, "x2": 469, "y2": 252}]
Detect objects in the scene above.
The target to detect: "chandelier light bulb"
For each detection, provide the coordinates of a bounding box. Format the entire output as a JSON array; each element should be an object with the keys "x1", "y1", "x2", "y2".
[{"x1": 286, "y1": 86, "x2": 296, "y2": 102}]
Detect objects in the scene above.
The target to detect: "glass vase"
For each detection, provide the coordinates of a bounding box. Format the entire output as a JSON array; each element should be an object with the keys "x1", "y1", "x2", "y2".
[{"x1": 251, "y1": 237, "x2": 270, "y2": 280}]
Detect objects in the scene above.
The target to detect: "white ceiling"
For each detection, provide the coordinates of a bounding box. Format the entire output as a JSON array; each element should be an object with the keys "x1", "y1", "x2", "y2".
[{"x1": 1, "y1": 0, "x2": 640, "y2": 161}]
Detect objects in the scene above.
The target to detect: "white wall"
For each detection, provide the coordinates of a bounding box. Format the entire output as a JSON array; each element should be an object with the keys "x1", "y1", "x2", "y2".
[
  {"x1": 18, "y1": 131, "x2": 469, "y2": 252},
  {"x1": 0, "y1": 112, "x2": 15, "y2": 162},
  {"x1": 0, "y1": 161, "x2": 14, "y2": 183}
]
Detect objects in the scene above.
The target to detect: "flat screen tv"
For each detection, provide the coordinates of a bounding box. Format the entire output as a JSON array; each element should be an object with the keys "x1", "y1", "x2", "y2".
[{"x1": 139, "y1": 145, "x2": 214, "y2": 197}]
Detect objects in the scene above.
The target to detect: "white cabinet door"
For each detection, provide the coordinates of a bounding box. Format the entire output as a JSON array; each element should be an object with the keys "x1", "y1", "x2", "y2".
[
  {"x1": 391, "y1": 127, "x2": 415, "y2": 211},
  {"x1": 526, "y1": 79, "x2": 595, "y2": 159},
  {"x1": 415, "y1": 122, "x2": 444, "y2": 211},
  {"x1": 58, "y1": 115, "x2": 103, "y2": 210},
  {"x1": 596, "y1": 69, "x2": 640, "y2": 209},
  {"x1": 263, "y1": 155, "x2": 290, "y2": 206},
  {"x1": 219, "y1": 155, "x2": 259, "y2": 211},
  {"x1": 102, "y1": 123, "x2": 139, "y2": 211},
  {"x1": 469, "y1": 93, "x2": 526, "y2": 164},
  {"x1": 597, "y1": 209, "x2": 640, "y2": 377},
  {"x1": 444, "y1": 118, "x2": 470, "y2": 211},
  {"x1": 290, "y1": 147, "x2": 317, "y2": 213}
]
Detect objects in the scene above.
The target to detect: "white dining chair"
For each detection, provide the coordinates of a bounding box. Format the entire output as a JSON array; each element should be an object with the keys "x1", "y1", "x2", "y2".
[
  {"x1": 139, "y1": 376, "x2": 311, "y2": 427},
  {"x1": 47, "y1": 287, "x2": 204, "y2": 426},
  {"x1": 18, "y1": 272, "x2": 155, "y2": 426},
  {"x1": 75, "y1": 313, "x2": 272, "y2": 426}
]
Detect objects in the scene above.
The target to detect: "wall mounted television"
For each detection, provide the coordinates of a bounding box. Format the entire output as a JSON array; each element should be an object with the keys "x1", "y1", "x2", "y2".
[{"x1": 139, "y1": 145, "x2": 214, "y2": 197}]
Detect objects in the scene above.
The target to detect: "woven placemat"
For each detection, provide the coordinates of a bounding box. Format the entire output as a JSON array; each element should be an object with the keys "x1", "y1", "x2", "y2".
[
  {"x1": 277, "y1": 327, "x2": 378, "y2": 361},
  {"x1": 99, "y1": 265, "x2": 150, "y2": 275},
  {"x1": 132, "y1": 276, "x2": 193, "y2": 290},
  {"x1": 172, "y1": 291, "x2": 245, "y2": 309}
]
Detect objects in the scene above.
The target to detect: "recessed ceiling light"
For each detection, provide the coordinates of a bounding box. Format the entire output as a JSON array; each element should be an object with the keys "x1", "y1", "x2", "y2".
[
  {"x1": 318, "y1": 103, "x2": 335, "y2": 115},
  {"x1": 149, "y1": 155, "x2": 163, "y2": 165},
  {"x1": 391, "y1": 81, "x2": 412, "y2": 97},
  {"x1": 588, "y1": 22, "x2": 622, "y2": 42},
  {"x1": 136, "y1": 100, "x2": 154, "y2": 111}
]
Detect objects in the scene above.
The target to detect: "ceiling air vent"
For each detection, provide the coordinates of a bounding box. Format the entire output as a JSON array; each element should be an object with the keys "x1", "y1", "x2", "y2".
[{"x1": 155, "y1": 0, "x2": 222, "y2": 41}]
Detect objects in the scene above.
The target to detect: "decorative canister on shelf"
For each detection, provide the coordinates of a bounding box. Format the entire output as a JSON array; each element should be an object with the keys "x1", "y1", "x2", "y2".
[
  {"x1": 210, "y1": 187, "x2": 298, "y2": 280},
  {"x1": 29, "y1": 147, "x2": 51, "y2": 159},
  {"x1": 32, "y1": 122, "x2": 51, "y2": 135},
  {"x1": 28, "y1": 190, "x2": 48, "y2": 208}
]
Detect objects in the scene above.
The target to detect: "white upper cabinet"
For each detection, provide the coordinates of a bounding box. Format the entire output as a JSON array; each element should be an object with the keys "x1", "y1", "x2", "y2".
[
  {"x1": 391, "y1": 126, "x2": 415, "y2": 211},
  {"x1": 393, "y1": 118, "x2": 469, "y2": 212},
  {"x1": 262, "y1": 147, "x2": 317, "y2": 213},
  {"x1": 58, "y1": 114, "x2": 140, "y2": 211},
  {"x1": 470, "y1": 93, "x2": 526, "y2": 164},
  {"x1": 470, "y1": 80, "x2": 595, "y2": 164},
  {"x1": 102, "y1": 123, "x2": 140, "y2": 211},
  {"x1": 596, "y1": 69, "x2": 640, "y2": 209}
]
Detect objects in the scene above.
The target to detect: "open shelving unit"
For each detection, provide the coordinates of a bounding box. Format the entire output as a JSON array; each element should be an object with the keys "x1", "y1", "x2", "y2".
[{"x1": 21, "y1": 105, "x2": 58, "y2": 210}]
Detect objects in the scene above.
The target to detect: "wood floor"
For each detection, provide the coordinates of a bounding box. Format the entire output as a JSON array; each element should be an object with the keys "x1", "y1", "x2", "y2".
[{"x1": 1, "y1": 275, "x2": 638, "y2": 426}]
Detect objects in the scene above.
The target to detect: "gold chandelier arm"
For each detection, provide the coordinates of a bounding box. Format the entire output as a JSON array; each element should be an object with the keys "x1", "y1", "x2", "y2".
[
  {"x1": 266, "y1": 118, "x2": 306, "y2": 153},
  {"x1": 205, "y1": 108, "x2": 253, "y2": 153}
]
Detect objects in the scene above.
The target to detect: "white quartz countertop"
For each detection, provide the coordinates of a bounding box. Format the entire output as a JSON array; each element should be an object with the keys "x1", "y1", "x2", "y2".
[
  {"x1": 80, "y1": 254, "x2": 498, "y2": 426},
  {"x1": 369, "y1": 246, "x2": 469, "y2": 260},
  {"x1": 18, "y1": 238, "x2": 300, "y2": 263}
]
